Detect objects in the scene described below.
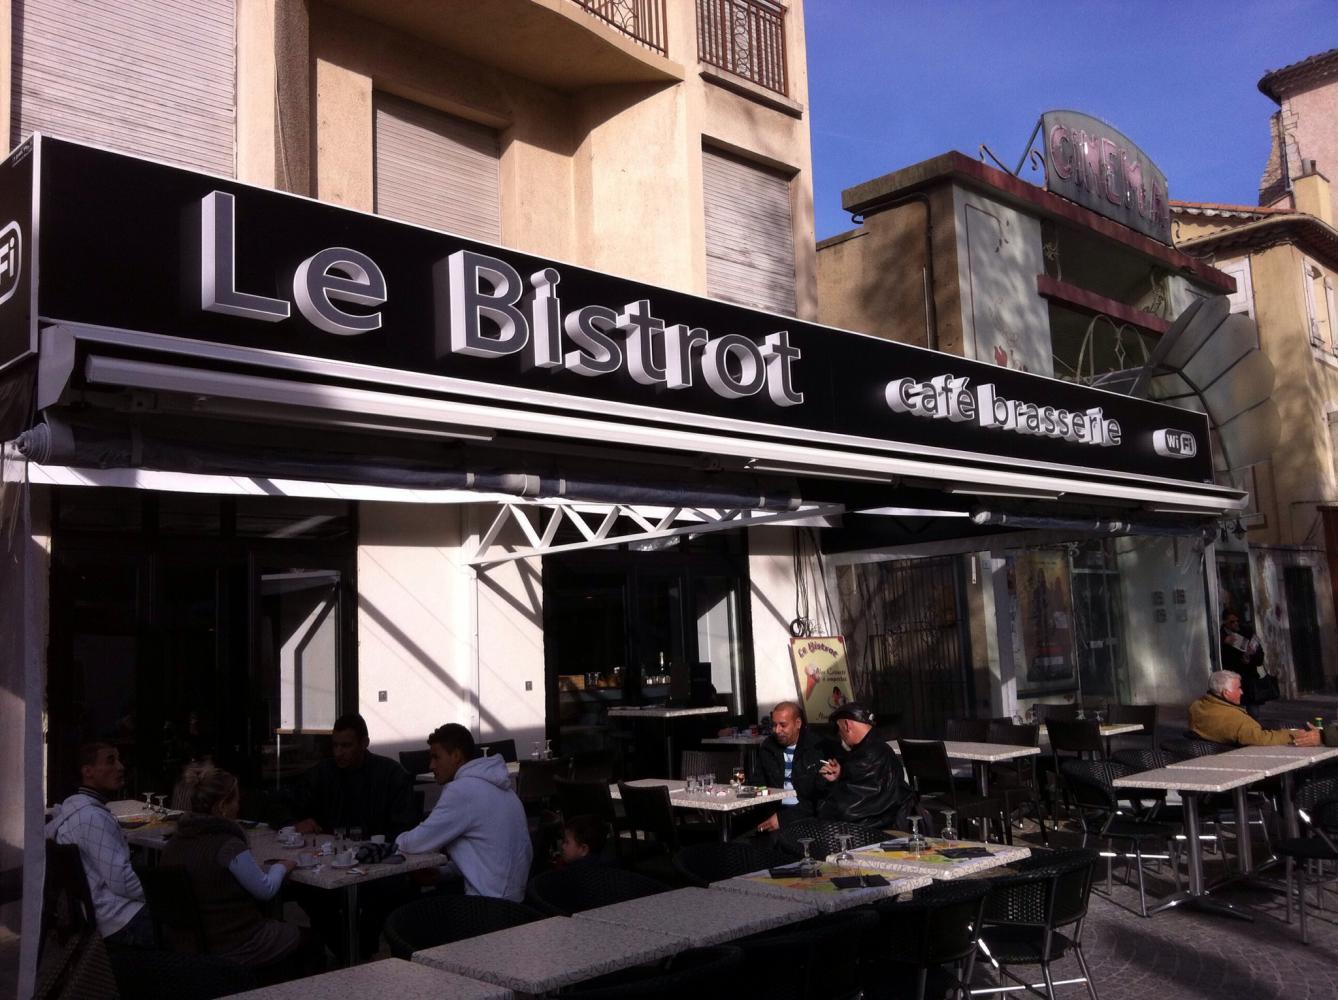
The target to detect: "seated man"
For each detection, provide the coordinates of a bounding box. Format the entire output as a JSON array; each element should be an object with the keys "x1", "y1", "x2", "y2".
[
  {"x1": 292, "y1": 712, "x2": 418, "y2": 840},
  {"x1": 1190, "y1": 670, "x2": 1320, "y2": 747},
  {"x1": 395, "y1": 723, "x2": 532, "y2": 901},
  {"x1": 750, "y1": 701, "x2": 836, "y2": 833},
  {"x1": 818, "y1": 702, "x2": 913, "y2": 829},
  {"x1": 45, "y1": 742, "x2": 153, "y2": 947}
]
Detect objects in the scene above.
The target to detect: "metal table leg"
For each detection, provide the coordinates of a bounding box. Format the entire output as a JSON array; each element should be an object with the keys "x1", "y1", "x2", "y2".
[
  {"x1": 345, "y1": 882, "x2": 360, "y2": 966},
  {"x1": 1147, "y1": 792, "x2": 1254, "y2": 920},
  {"x1": 1233, "y1": 786, "x2": 1255, "y2": 874}
]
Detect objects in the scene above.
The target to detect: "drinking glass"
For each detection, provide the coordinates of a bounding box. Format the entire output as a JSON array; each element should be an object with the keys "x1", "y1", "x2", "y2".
[
  {"x1": 1075, "y1": 707, "x2": 1086, "y2": 720},
  {"x1": 481, "y1": 745, "x2": 492, "y2": 758},
  {"x1": 349, "y1": 826, "x2": 363, "y2": 845},
  {"x1": 940, "y1": 809, "x2": 957, "y2": 843},
  {"x1": 731, "y1": 766, "x2": 746, "y2": 788},
  {"x1": 1093, "y1": 710, "x2": 1105, "y2": 725},
  {"x1": 835, "y1": 834, "x2": 855, "y2": 865},
  {"x1": 142, "y1": 791, "x2": 155, "y2": 813},
  {"x1": 544, "y1": 739, "x2": 554, "y2": 760},
  {"x1": 685, "y1": 775, "x2": 697, "y2": 793},
  {"x1": 797, "y1": 837, "x2": 820, "y2": 877},
  {"x1": 334, "y1": 826, "x2": 348, "y2": 850},
  {"x1": 908, "y1": 816, "x2": 926, "y2": 854},
  {"x1": 153, "y1": 794, "x2": 167, "y2": 814},
  {"x1": 530, "y1": 741, "x2": 542, "y2": 760}
]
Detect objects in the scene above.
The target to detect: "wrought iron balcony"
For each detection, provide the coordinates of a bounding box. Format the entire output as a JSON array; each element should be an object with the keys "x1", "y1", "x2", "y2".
[
  {"x1": 571, "y1": 0, "x2": 668, "y2": 55},
  {"x1": 696, "y1": 0, "x2": 788, "y2": 96}
]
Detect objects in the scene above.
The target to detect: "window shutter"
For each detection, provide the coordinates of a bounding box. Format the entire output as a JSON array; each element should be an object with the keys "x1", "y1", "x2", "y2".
[
  {"x1": 13, "y1": 0, "x2": 236, "y2": 176},
  {"x1": 374, "y1": 93, "x2": 500, "y2": 243},
  {"x1": 703, "y1": 147, "x2": 796, "y2": 316}
]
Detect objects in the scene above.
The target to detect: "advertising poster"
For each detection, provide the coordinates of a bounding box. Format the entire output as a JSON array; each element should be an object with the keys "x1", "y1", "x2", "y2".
[
  {"x1": 1015, "y1": 550, "x2": 1077, "y2": 694},
  {"x1": 789, "y1": 635, "x2": 852, "y2": 724}
]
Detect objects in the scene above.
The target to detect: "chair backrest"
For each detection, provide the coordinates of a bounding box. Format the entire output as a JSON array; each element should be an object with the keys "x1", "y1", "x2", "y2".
[
  {"x1": 680, "y1": 749, "x2": 735, "y2": 783},
  {"x1": 1110, "y1": 747, "x2": 1166, "y2": 773},
  {"x1": 1044, "y1": 718, "x2": 1104, "y2": 755},
  {"x1": 944, "y1": 718, "x2": 990, "y2": 743},
  {"x1": 562, "y1": 945, "x2": 744, "y2": 998},
  {"x1": 527, "y1": 864, "x2": 668, "y2": 916},
  {"x1": 1295, "y1": 766, "x2": 1338, "y2": 812},
  {"x1": 737, "y1": 909, "x2": 878, "y2": 1000},
  {"x1": 673, "y1": 842, "x2": 785, "y2": 886},
  {"x1": 1161, "y1": 736, "x2": 1233, "y2": 761},
  {"x1": 478, "y1": 739, "x2": 519, "y2": 762},
  {"x1": 1057, "y1": 759, "x2": 1124, "y2": 815},
  {"x1": 555, "y1": 777, "x2": 617, "y2": 824},
  {"x1": 988, "y1": 721, "x2": 1040, "y2": 747},
  {"x1": 140, "y1": 864, "x2": 209, "y2": 952},
  {"x1": 383, "y1": 894, "x2": 542, "y2": 959},
  {"x1": 617, "y1": 782, "x2": 680, "y2": 851},
  {"x1": 1106, "y1": 703, "x2": 1158, "y2": 733},
  {"x1": 517, "y1": 757, "x2": 572, "y2": 804},
  {"x1": 1036, "y1": 704, "x2": 1079, "y2": 722},
  {"x1": 570, "y1": 750, "x2": 616, "y2": 783},
  {"x1": 776, "y1": 818, "x2": 887, "y2": 861},
  {"x1": 398, "y1": 749, "x2": 430, "y2": 776},
  {"x1": 897, "y1": 739, "x2": 956, "y2": 797},
  {"x1": 873, "y1": 877, "x2": 991, "y2": 968}
]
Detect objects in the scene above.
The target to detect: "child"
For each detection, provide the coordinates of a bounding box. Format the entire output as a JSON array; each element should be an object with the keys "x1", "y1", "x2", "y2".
[{"x1": 560, "y1": 814, "x2": 608, "y2": 866}]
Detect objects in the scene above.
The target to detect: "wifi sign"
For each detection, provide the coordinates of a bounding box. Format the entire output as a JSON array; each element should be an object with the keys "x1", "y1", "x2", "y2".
[
  {"x1": 0, "y1": 221, "x2": 19, "y2": 307},
  {"x1": 1153, "y1": 429, "x2": 1197, "y2": 459}
]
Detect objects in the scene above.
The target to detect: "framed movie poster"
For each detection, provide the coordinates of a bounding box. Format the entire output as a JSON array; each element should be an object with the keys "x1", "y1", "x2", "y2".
[{"x1": 1015, "y1": 550, "x2": 1077, "y2": 695}]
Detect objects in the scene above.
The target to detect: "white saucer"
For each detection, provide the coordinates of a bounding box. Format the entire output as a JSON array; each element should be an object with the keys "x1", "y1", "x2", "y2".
[{"x1": 330, "y1": 858, "x2": 357, "y2": 869}]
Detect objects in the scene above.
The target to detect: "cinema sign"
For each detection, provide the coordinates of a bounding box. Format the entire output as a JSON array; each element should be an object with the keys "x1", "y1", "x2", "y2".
[{"x1": 1042, "y1": 110, "x2": 1170, "y2": 244}]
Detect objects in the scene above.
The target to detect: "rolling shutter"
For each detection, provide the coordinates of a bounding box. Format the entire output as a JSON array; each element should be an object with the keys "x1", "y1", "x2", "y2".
[
  {"x1": 13, "y1": 0, "x2": 236, "y2": 176},
  {"x1": 703, "y1": 147, "x2": 795, "y2": 316},
  {"x1": 374, "y1": 93, "x2": 500, "y2": 243}
]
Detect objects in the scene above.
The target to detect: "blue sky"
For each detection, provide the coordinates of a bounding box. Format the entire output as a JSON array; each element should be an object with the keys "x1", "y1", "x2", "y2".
[{"x1": 805, "y1": 1, "x2": 1332, "y2": 239}]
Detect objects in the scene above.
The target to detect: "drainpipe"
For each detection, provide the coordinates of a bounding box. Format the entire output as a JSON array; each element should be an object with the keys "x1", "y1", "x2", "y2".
[{"x1": 852, "y1": 192, "x2": 940, "y2": 351}]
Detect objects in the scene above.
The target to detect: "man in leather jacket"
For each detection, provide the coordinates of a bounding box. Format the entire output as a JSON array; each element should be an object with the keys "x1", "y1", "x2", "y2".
[
  {"x1": 818, "y1": 702, "x2": 912, "y2": 829},
  {"x1": 749, "y1": 702, "x2": 836, "y2": 833}
]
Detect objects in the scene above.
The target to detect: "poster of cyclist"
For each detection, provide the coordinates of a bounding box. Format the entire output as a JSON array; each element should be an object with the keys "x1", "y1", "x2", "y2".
[{"x1": 1014, "y1": 550, "x2": 1077, "y2": 694}]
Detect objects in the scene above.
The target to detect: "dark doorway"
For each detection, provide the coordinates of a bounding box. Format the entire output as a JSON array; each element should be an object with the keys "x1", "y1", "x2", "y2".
[
  {"x1": 542, "y1": 533, "x2": 754, "y2": 769},
  {"x1": 838, "y1": 555, "x2": 973, "y2": 737},
  {"x1": 47, "y1": 488, "x2": 357, "y2": 803},
  {"x1": 1284, "y1": 566, "x2": 1324, "y2": 693}
]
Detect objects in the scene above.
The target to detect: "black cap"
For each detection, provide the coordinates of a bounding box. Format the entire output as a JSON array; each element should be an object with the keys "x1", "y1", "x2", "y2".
[{"x1": 829, "y1": 702, "x2": 875, "y2": 725}]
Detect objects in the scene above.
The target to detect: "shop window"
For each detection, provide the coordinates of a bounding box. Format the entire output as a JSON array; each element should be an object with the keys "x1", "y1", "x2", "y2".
[{"x1": 1218, "y1": 258, "x2": 1255, "y2": 319}]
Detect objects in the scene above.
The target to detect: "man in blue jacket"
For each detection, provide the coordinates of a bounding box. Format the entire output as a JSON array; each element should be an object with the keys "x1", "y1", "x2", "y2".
[{"x1": 395, "y1": 723, "x2": 532, "y2": 901}]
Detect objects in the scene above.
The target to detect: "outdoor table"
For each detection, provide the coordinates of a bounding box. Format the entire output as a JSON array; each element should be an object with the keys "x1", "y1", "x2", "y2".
[
  {"x1": 1184, "y1": 745, "x2": 1338, "y2": 838},
  {"x1": 711, "y1": 863, "x2": 930, "y2": 912},
  {"x1": 573, "y1": 885, "x2": 817, "y2": 946},
  {"x1": 702, "y1": 734, "x2": 767, "y2": 746},
  {"x1": 226, "y1": 958, "x2": 514, "y2": 1000},
  {"x1": 888, "y1": 740, "x2": 1040, "y2": 795},
  {"x1": 607, "y1": 705, "x2": 729, "y2": 776},
  {"x1": 838, "y1": 837, "x2": 1030, "y2": 880},
  {"x1": 609, "y1": 778, "x2": 793, "y2": 841},
  {"x1": 123, "y1": 823, "x2": 447, "y2": 966},
  {"x1": 1113, "y1": 764, "x2": 1265, "y2": 919},
  {"x1": 413, "y1": 916, "x2": 686, "y2": 996}
]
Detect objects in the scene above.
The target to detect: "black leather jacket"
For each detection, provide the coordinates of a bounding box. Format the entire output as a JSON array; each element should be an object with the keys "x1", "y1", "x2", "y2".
[
  {"x1": 819, "y1": 732, "x2": 911, "y2": 828},
  {"x1": 748, "y1": 726, "x2": 836, "y2": 822}
]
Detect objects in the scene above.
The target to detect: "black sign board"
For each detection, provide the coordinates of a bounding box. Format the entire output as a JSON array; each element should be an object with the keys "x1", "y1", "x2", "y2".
[
  {"x1": 21, "y1": 136, "x2": 1215, "y2": 490},
  {"x1": 0, "y1": 138, "x2": 35, "y2": 374}
]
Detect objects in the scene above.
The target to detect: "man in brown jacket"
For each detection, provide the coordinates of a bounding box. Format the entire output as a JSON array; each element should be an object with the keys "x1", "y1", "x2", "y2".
[{"x1": 1189, "y1": 670, "x2": 1320, "y2": 746}]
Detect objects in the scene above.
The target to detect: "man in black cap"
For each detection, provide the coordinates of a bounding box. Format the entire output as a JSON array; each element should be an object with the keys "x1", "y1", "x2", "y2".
[{"x1": 818, "y1": 702, "x2": 912, "y2": 829}]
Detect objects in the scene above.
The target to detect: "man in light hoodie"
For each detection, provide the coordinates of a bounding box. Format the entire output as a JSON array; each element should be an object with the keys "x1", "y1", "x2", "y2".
[
  {"x1": 45, "y1": 742, "x2": 153, "y2": 946},
  {"x1": 395, "y1": 723, "x2": 532, "y2": 902}
]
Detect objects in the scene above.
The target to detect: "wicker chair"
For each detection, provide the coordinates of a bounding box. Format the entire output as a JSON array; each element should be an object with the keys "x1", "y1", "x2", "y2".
[
  {"x1": 867, "y1": 878, "x2": 992, "y2": 1000},
  {"x1": 977, "y1": 848, "x2": 1101, "y2": 1000},
  {"x1": 562, "y1": 945, "x2": 744, "y2": 998},
  {"x1": 1280, "y1": 796, "x2": 1338, "y2": 942},
  {"x1": 526, "y1": 863, "x2": 669, "y2": 916},
  {"x1": 776, "y1": 818, "x2": 887, "y2": 861},
  {"x1": 383, "y1": 894, "x2": 542, "y2": 959},
  {"x1": 680, "y1": 749, "x2": 736, "y2": 783},
  {"x1": 738, "y1": 908, "x2": 878, "y2": 1000},
  {"x1": 900, "y1": 739, "x2": 1008, "y2": 843},
  {"x1": 672, "y1": 842, "x2": 787, "y2": 886},
  {"x1": 986, "y1": 722, "x2": 1050, "y2": 845}
]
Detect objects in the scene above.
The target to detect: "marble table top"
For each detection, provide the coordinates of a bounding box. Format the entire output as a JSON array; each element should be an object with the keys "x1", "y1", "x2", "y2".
[
  {"x1": 1166, "y1": 755, "x2": 1315, "y2": 778},
  {"x1": 889, "y1": 740, "x2": 1040, "y2": 762},
  {"x1": 607, "y1": 706, "x2": 729, "y2": 718},
  {"x1": 1220, "y1": 745, "x2": 1338, "y2": 762},
  {"x1": 574, "y1": 886, "x2": 817, "y2": 947},
  {"x1": 227, "y1": 958, "x2": 513, "y2": 1000},
  {"x1": 703, "y1": 734, "x2": 768, "y2": 746},
  {"x1": 413, "y1": 916, "x2": 686, "y2": 994},
  {"x1": 711, "y1": 864, "x2": 931, "y2": 912},
  {"x1": 609, "y1": 779, "x2": 792, "y2": 812},
  {"x1": 1099, "y1": 723, "x2": 1144, "y2": 736},
  {"x1": 840, "y1": 839, "x2": 1031, "y2": 880},
  {"x1": 1113, "y1": 766, "x2": 1264, "y2": 793}
]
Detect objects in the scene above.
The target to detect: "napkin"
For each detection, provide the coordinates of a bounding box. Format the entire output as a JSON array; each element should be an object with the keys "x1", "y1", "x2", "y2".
[
  {"x1": 937, "y1": 847, "x2": 992, "y2": 859},
  {"x1": 831, "y1": 874, "x2": 890, "y2": 889}
]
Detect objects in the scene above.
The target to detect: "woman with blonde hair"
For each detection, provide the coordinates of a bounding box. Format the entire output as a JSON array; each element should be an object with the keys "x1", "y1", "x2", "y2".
[{"x1": 161, "y1": 762, "x2": 319, "y2": 977}]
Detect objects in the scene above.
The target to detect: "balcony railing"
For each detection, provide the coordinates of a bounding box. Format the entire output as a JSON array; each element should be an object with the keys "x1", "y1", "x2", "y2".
[
  {"x1": 696, "y1": 0, "x2": 788, "y2": 96},
  {"x1": 571, "y1": 0, "x2": 668, "y2": 55}
]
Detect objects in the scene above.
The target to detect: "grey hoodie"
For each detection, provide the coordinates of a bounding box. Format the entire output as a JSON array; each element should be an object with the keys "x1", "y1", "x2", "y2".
[{"x1": 394, "y1": 755, "x2": 532, "y2": 901}]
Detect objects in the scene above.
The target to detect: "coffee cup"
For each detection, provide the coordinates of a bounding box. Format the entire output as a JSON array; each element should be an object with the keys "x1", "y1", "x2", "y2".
[
  {"x1": 336, "y1": 849, "x2": 356, "y2": 867},
  {"x1": 370, "y1": 834, "x2": 385, "y2": 845},
  {"x1": 297, "y1": 852, "x2": 316, "y2": 868}
]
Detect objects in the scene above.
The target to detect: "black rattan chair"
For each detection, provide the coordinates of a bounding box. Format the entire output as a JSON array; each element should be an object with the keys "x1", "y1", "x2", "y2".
[
  {"x1": 516, "y1": 756, "x2": 573, "y2": 808},
  {"x1": 977, "y1": 848, "x2": 1100, "y2": 1000},
  {"x1": 1161, "y1": 735, "x2": 1234, "y2": 760},
  {"x1": 945, "y1": 718, "x2": 990, "y2": 742},
  {"x1": 987, "y1": 722, "x2": 1050, "y2": 846},
  {"x1": 398, "y1": 749, "x2": 430, "y2": 776},
  {"x1": 383, "y1": 894, "x2": 542, "y2": 959},
  {"x1": 680, "y1": 749, "x2": 736, "y2": 783},
  {"x1": 618, "y1": 781, "x2": 715, "y2": 856},
  {"x1": 867, "y1": 877, "x2": 991, "y2": 1000},
  {"x1": 526, "y1": 863, "x2": 668, "y2": 916},
  {"x1": 899, "y1": 739, "x2": 1008, "y2": 843},
  {"x1": 107, "y1": 947, "x2": 258, "y2": 1000},
  {"x1": 477, "y1": 738, "x2": 518, "y2": 762},
  {"x1": 562, "y1": 945, "x2": 744, "y2": 998},
  {"x1": 739, "y1": 908, "x2": 879, "y2": 1000},
  {"x1": 776, "y1": 818, "x2": 888, "y2": 861},
  {"x1": 672, "y1": 842, "x2": 786, "y2": 886},
  {"x1": 1059, "y1": 758, "x2": 1180, "y2": 917},
  {"x1": 139, "y1": 864, "x2": 210, "y2": 953}
]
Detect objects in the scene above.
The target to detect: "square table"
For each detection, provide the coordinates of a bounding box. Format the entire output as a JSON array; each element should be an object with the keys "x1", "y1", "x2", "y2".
[
  {"x1": 711, "y1": 864, "x2": 930, "y2": 912},
  {"x1": 889, "y1": 740, "x2": 1040, "y2": 795},
  {"x1": 225, "y1": 958, "x2": 514, "y2": 1000},
  {"x1": 1197, "y1": 745, "x2": 1338, "y2": 837},
  {"x1": 1113, "y1": 765, "x2": 1266, "y2": 919},
  {"x1": 609, "y1": 778, "x2": 793, "y2": 841},
  {"x1": 413, "y1": 916, "x2": 687, "y2": 995},
  {"x1": 839, "y1": 839, "x2": 1030, "y2": 880},
  {"x1": 573, "y1": 886, "x2": 817, "y2": 947}
]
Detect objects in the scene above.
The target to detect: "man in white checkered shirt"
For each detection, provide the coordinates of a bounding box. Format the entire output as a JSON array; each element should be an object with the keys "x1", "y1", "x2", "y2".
[{"x1": 45, "y1": 742, "x2": 154, "y2": 946}]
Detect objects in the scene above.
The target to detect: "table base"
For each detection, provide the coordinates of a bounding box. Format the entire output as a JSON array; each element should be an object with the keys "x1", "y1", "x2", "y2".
[{"x1": 1145, "y1": 890, "x2": 1255, "y2": 921}]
